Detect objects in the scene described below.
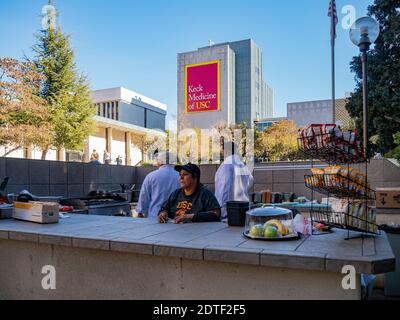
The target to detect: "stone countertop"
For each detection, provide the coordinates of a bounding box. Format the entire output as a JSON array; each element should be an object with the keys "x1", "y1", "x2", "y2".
[{"x1": 0, "y1": 215, "x2": 395, "y2": 275}]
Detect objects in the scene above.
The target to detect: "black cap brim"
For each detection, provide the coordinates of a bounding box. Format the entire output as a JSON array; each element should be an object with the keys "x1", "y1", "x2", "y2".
[{"x1": 174, "y1": 165, "x2": 200, "y2": 179}]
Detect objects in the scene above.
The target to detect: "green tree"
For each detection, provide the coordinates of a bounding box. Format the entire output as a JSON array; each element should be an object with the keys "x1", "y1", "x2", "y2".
[
  {"x1": 345, "y1": 0, "x2": 400, "y2": 155},
  {"x1": 262, "y1": 120, "x2": 301, "y2": 162},
  {"x1": 394, "y1": 132, "x2": 400, "y2": 162},
  {"x1": 254, "y1": 126, "x2": 265, "y2": 161},
  {"x1": 31, "y1": 3, "x2": 95, "y2": 160}
]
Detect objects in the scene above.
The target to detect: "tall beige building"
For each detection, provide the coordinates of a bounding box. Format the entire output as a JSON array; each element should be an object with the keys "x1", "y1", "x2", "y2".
[{"x1": 177, "y1": 39, "x2": 274, "y2": 131}]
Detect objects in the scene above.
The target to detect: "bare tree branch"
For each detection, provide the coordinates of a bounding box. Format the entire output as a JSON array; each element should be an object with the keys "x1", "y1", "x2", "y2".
[{"x1": 1, "y1": 145, "x2": 21, "y2": 157}]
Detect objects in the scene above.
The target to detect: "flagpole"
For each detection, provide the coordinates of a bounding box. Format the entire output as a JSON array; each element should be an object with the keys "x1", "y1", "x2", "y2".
[{"x1": 331, "y1": 2, "x2": 336, "y2": 125}]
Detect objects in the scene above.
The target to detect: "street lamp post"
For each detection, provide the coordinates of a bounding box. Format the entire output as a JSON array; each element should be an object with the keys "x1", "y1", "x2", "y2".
[{"x1": 349, "y1": 16, "x2": 380, "y2": 157}]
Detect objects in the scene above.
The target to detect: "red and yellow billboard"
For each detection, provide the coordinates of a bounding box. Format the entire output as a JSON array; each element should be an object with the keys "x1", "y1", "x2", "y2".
[{"x1": 185, "y1": 60, "x2": 220, "y2": 113}]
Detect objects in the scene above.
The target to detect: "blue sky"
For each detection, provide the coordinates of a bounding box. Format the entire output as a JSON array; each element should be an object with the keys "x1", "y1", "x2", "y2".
[{"x1": 0, "y1": 0, "x2": 373, "y2": 128}]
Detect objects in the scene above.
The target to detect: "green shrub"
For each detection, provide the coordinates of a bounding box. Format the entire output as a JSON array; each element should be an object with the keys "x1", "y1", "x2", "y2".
[{"x1": 394, "y1": 133, "x2": 400, "y2": 163}]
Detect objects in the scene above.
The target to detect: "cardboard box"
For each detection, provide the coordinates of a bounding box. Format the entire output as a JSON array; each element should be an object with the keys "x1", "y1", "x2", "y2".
[
  {"x1": 376, "y1": 188, "x2": 400, "y2": 209},
  {"x1": 13, "y1": 201, "x2": 59, "y2": 224}
]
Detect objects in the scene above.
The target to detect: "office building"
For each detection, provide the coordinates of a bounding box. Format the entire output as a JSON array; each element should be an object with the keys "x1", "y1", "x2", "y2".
[
  {"x1": 88, "y1": 87, "x2": 167, "y2": 165},
  {"x1": 287, "y1": 98, "x2": 351, "y2": 128},
  {"x1": 260, "y1": 82, "x2": 274, "y2": 120},
  {"x1": 1, "y1": 87, "x2": 167, "y2": 166},
  {"x1": 177, "y1": 39, "x2": 274, "y2": 130}
]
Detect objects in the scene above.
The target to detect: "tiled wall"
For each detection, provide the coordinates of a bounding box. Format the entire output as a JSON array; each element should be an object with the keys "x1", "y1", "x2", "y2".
[
  {"x1": 133, "y1": 160, "x2": 400, "y2": 201},
  {"x1": 0, "y1": 158, "x2": 136, "y2": 199},
  {"x1": 252, "y1": 160, "x2": 400, "y2": 201},
  {"x1": 1, "y1": 158, "x2": 399, "y2": 201}
]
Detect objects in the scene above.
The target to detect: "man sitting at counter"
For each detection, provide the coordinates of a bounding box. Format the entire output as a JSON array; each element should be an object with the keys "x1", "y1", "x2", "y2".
[
  {"x1": 136, "y1": 152, "x2": 180, "y2": 218},
  {"x1": 158, "y1": 163, "x2": 221, "y2": 224}
]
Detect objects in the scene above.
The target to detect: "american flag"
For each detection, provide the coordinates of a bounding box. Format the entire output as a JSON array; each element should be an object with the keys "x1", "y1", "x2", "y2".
[{"x1": 328, "y1": 0, "x2": 339, "y2": 40}]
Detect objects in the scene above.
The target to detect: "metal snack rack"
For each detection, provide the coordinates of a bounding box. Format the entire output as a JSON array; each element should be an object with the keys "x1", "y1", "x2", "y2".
[{"x1": 298, "y1": 125, "x2": 380, "y2": 240}]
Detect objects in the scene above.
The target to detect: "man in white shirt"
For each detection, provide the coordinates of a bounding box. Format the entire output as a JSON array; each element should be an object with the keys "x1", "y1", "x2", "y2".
[
  {"x1": 215, "y1": 144, "x2": 254, "y2": 220},
  {"x1": 136, "y1": 152, "x2": 180, "y2": 218}
]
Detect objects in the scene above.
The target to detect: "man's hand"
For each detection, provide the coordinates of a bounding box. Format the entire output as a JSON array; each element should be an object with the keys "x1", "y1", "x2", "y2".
[
  {"x1": 158, "y1": 211, "x2": 168, "y2": 224},
  {"x1": 174, "y1": 213, "x2": 194, "y2": 224},
  {"x1": 213, "y1": 208, "x2": 221, "y2": 219}
]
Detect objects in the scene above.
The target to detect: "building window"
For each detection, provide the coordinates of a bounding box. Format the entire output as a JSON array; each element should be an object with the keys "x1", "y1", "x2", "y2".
[
  {"x1": 97, "y1": 104, "x2": 101, "y2": 116},
  {"x1": 111, "y1": 102, "x2": 115, "y2": 120},
  {"x1": 103, "y1": 103, "x2": 106, "y2": 117},
  {"x1": 107, "y1": 102, "x2": 110, "y2": 119},
  {"x1": 116, "y1": 102, "x2": 119, "y2": 121}
]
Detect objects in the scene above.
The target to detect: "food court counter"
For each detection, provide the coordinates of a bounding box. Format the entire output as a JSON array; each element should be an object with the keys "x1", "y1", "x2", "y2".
[{"x1": 0, "y1": 214, "x2": 395, "y2": 300}]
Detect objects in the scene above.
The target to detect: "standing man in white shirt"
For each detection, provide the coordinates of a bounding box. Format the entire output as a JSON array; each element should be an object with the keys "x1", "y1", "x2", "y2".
[
  {"x1": 136, "y1": 152, "x2": 180, "y2": 219},
  {"x1": 215, "y1": 143, "x2": 254, "y2": 220}
]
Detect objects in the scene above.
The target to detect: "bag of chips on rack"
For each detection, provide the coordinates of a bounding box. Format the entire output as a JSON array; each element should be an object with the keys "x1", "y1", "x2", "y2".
[
  {"x1": 310, "y1": 168, "x2": 324, "y2": 187},
  {"x1": 357, "y1": 203, "x2": 367, "y2": 229},
  {"x1": 338, "y1": 167, "x2": 354, "y2": 189},
  {"x1": 323, "y1": 124, "x2": 337, "y2": 148},
  {"x1": 305, "y1": 175, "x2": 312, "y2": 187},
  {"x1": 330, "y1": 198, "x2": 349, "y2": 213},
  {"x1": 346, "y1": 202, "x2": 359, "y2": 228},
  {"x1": 302, "y1": 126, "x2": 318, "y2": 150},
  {"x1": 311, "y1": 168, "x2": 324, "y2": 175},
  {"x1": 324, "y1": 166, "x2": 342, "y2": 187},
  {"x1": 348, "y1": 169, "x2": 360, "y2": 192},
  {"x1": 361, "y1": 204, "x2": 378, "y2": 232},
  {"x1": 304, "y1": 126, "x2": 316, "y2": 149},
  {"x1": 310, "y1": 125, "x2": 325, "y2": 149},
  {"x1": 338, "y1": 167, "x2": 353, "y2": 178},
  {"x1": 354, "y1": 172, "x2": 369, "y2": 196},
  {"x1": 299, "y1": 128, "x2": 307, "y2": 150}
]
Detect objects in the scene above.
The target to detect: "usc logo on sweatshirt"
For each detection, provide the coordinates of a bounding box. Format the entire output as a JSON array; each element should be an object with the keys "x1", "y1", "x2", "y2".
[{"x1": 176, "y1": 201, "x2": 193, "y2": 210}]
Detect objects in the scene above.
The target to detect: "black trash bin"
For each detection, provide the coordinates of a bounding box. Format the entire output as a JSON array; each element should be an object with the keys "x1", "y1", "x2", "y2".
[
  {"x1": 226, "y1": 201, "x2": 250, "y2": 227},
  {"x1": 380, "y1": 224, "x2": 400, "y2": 297}
]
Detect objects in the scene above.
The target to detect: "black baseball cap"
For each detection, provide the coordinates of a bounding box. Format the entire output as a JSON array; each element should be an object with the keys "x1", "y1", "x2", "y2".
[{"x1": 174, "y1": 163, "x2": 201, "y2": 179}]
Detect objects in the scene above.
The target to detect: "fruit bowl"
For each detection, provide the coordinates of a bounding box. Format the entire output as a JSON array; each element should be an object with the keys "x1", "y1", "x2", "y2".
[
  {"x1": 243, "y1": 230, "x2": 301, "y2": 241},
  {"x1": 243, "y1": 206, "x2": 301, "y2": 241}
]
